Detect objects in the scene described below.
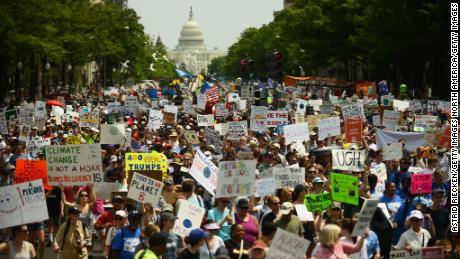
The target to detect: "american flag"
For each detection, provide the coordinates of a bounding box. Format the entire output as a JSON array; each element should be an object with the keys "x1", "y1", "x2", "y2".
[{"x1": 205, "y1": 85, "x2": 219, "y2": 104}]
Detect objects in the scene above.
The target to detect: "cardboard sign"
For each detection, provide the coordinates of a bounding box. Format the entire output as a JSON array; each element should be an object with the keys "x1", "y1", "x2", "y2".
[
  {"x1": 304, "y1": 193, "x2": 332, "y2": 212},
  {"x1": 196, "y1": 93, "x2": 207, "y2": 110},
  {"x1": 317, "y1": 116, "x2": 341, "y2": 140},
  {"x1": 79, "y1": 109, "x2": 99, "y2": 128},
  {"x1": 267, "y1": 110, "x2": 289, "y2": 128},
  {"x1": 383, "y1": 142, "x2": 403, "y2": 160},
  {"x1": 127, "y1": 170, "x2": 163, "y2": 187},
  {"x1": 148, "y1": 110, "x2": 163, "y2": 130},
  {"x1": 382, "y1": 110, "x2": 400, "y2": 131},
  {"x1": 100, "y1": 124, "x2": 125, "y2": 144},
  {"x1": 19, "y1": 102, "x2": 35, "y2": 125},
  {"x1": 341, "y1": 103, "x2": 365, "y2": 120},
  {"x1": 46, "y1": 144, "x2": 103, "y2": 186},
  {"x1": 250, "y1": 106, "x2": 268, "y2": 132},
  {"x1": 125, "y1": 152, "x2": 169, "y2": 175},
  {"x1": 272, "y1": 167, "x2": 305, "y2": 189},
  {"x1": 319, "y1": 104, "x2": 334, "y2": 115},
  {"x1": 0, "y1": 179, "x2": 49, "y2": 229},
  {"x1": 227, "y1": 121, "x2": 248, "y2": 140},
  {"x1": 189, "y1": 150, "x2": 218, "y2": 195},
  {"x1": 370, "y1": 163, "x2": 387, "y2": 196},
  {"x1": 172, "y1": 200, "x2": 206, "y2": 237},
  {"x1": 351, "y1": 199, "x2": 379, "y2": 236},
  {"x1": 125, "y1": 96, "x2": 138, "y2": 115},
  {"x1": 127, "y1": 172, "x2": 163, "y2": 205},
  {"x1": 267, "y1": 228, "x2": 310, "y2": 259},
  {"x1": 15, "y1": 160, "x2": 50, "y2": 190},
  {"x1": 344, "y1": 118, "x2": 363, "y2": 143},
  {"x1": 411, "y1": 174, "x2": 432, "y2": 194},
  {"x1": 332, "y1": 150, "x2": 365, "y2": 171},
  {"x1": 294, "y1": 204, "x2": 314, "y2": 222},
  {"x1": 197, "y1": 114, "x2": 214, "y2": 127},
  {"x1": 330, "y1": 173, "x2": 359, "y2": 205},
  {"x1": 393, "y1": 100, "x2": 410, "y2": 111},
  {"x1": 255, "y1": 178, "x2": 276, "y2": 197},
  {"x1": 284, "y1": 123, "x2": 310, "y2": 144},
  {"x1": 184, "y1": 130, "x2": 200, "y2": 144},
  {"x1": 216, "y1": 160, "x2": 257, "y2": 198}
]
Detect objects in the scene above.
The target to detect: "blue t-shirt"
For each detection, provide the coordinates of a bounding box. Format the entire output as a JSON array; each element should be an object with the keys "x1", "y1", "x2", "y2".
[
  {"x1": 207, "y1": 207, "x2": 233, "y2": 241},
  {"x1": 111, "y1": 227, "x2": 142, "y2": 259},
  {"x1": 380, "y1": 194, "x2": 402, "y2": 218},
  {"x1": 366, "y1": 230, "x2": 380, "y2": 259}
]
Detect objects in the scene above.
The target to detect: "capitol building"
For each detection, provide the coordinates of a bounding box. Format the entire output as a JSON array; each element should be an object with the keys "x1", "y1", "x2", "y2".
[{"x1": 167, "y1": 8, "x2": 227, "y2": 75}]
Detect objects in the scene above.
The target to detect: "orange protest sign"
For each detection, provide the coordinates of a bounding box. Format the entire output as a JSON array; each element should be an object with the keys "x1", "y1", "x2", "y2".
[
  {"x1": 345, "y1": 118, "x2": 363, "y2": 143},
  {"x1": 14, "y1": 160, "x2": 51, "y2": 190}
]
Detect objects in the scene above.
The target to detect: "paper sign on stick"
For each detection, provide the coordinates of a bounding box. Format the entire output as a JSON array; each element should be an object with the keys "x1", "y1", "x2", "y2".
[
  {"x1": 317, "y1": 116, "x2": 341, "y2": 140},
  {"x1": 148, "y1": 110, "x2": 163, "y2": 130},
  {"x1": 216, "y1": 160, "x2": 256, "y2": 198},
  {"x1": 284, "y1": 123, "x2": 310, "y2": 144},
  {"x1": 370, "y1": 163, "x2": 387, "y2": 196},
  {"x1": 127, "y1": 172, "x2": 163, "y2": 205},
  {"x1": 267, "y1": 228, "x2": 310, "y2": 259},
  {"x1": 345, "y1": 118, "x2": 362, "y2": 143},
  {"x1": 189, "y1": 150, "x2": 218, "y2": 195},
  {"x1": 383, "y1": 142, "x2": 403, "y2": 160},
  {"x1": 250, "y1": 106, "x2": 268, "y2": 132},
  {"x1": 172, "y1": 200, "x2": 206, "y2": 237},
  {"x1": 330, "y1": 173, "x2": 359, "y2": 205},
  {"x1": 351, "y1": 199, "x2": 379, "y2": 236},
  {"x1": 294, "y1": 204, "x2": 314, "y2": 222}
]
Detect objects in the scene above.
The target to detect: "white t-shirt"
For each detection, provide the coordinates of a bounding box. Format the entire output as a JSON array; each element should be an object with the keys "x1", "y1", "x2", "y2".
[{"x1": 395, "y1": 228, "x2": 431, "y2": 249}]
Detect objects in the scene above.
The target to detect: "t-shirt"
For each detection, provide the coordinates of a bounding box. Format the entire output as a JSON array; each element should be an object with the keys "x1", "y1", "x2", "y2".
[
  {"x1": 46, "y1": 188, "x2": 62, "y2": 217},
  {"x1": 274, "y1": 215, "x2": 304, "y2": 237},
  {"x1": 428, "y1": 207, "x2": 449, "y2": 239},
  {"x1": 207, "y1": 207, "x2": 233, "y2": 241},
  {"x1": 162, "y1": 231, "x2": 182, "y2": 259},
  {"x1": 379, "y1": 195, "x2": 402, "y2": 218},
  {"x1": 224, "y1": 239, "x2": 250, "y2": 259},
  {"x1": 177, "y1": 248, "x2": 200, "y2": 259},
  {"x1": 111, "y1": 227, "x2": 142, "y2": 259},
  {"x1": 134, "y1": 249, "x2": 157, "y2": 259}
]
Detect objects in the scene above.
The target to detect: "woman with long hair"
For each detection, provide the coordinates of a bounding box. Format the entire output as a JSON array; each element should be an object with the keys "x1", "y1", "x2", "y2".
[{"x1": 0, "y1": 225, "x2": 36, "y2": 259}]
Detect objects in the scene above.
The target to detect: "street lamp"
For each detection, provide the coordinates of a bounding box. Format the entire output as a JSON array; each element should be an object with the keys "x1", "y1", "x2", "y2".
[
  {"x1": 67, "y1": 64, "x2": 72, "y2": 88},
  {"x1": 16, "y1": 61, "x2": 22, "y2": 104}
]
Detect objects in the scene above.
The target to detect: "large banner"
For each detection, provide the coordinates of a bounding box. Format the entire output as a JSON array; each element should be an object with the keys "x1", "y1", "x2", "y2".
[
  {"x1": 0, "y1": 180, "x2": 49, "y2": 229},
  {"x1": 189, "y1": 150, "x2": 218, "y2": 195},
  {"x1": 376, "y1": 130, "x2": 426, "y2": 151},
  {"x1": 173, "y1": 200, "x2": 206, "y2": 237},
  {"x1": 216, "y1": 160, "x2": 256, "y2": 198},
  {"x1": 330, "y1": 173, "x2": 359, "y2": 205},
  {"x1": 267, "y1": 228, "x2": 310, "y2": 259},
  {"x1": 46, "y1": 144, "x2": 103, "y2": 185},
  {"x1": 332, "y1": 149, "x2": 365, "y2": 171}
]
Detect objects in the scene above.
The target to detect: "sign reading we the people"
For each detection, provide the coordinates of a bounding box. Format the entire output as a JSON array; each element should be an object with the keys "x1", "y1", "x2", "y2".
[{"x1": 45, "y1": 144, "x2": 103, "y2": 185}]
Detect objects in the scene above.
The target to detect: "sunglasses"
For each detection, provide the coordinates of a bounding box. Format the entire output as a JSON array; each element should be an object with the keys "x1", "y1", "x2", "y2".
[
  {"x1": 307, "y1": 171, "x2": 316, "y2": 174},
  {"x1": 410, "y1": 218, "x2": 422, "y2": 222}
]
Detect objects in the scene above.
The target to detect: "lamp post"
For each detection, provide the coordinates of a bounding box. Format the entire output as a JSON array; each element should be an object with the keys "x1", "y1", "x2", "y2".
[
  {"x1": 16, "y1": 61, "x2": 22, "y2": 104},
  {"x1": 67, "y1": 64, "x2": 72, "y2": 88},
  {"x1": 44, "y1": 62, "x2": 50, "y2": 98}
]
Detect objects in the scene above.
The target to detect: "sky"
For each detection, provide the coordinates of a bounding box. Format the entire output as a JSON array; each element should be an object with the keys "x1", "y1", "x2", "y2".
[{"x1": 128, "y1": 0, "x2": 283, "y2": 51}]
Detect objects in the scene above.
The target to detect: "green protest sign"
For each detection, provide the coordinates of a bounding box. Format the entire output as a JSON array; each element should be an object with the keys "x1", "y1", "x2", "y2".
[
  {"x1": 330, "y1": 172, "x2": 359, "y2": 205},
  {"x1": 304, "y1": 192, "x2": 332, "y2": 212}
]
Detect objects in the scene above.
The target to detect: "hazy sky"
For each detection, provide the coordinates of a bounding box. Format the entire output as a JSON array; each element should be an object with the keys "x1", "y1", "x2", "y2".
[{"x1": 128, "y1": 0, "x2": 283, "y2": 51}]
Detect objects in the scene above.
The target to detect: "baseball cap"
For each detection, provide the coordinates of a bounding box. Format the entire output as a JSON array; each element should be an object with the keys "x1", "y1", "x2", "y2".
[
  {"x1": 280, "y1": 202, "x2": 294, "y2": 215},
  {"x1": 203, "y1": 223, "x2": 220, "y2": 231},
  {"x1": 163, "y1": 204, "x2": 174, "y2": 213},
  {"x1": 251, "y1": 240, "x2": 267, "y2": 250},
  {"x1": 115, "y1": 210, "x2": 127, "y2": 218},
  {"x1": 312, "y1": 176, "x2": 326, "y2": 184},
  {"x1": 408, "y1": 210, "x2": 423, "y2": 220},
  {"x1": 331, "y1": 202, "x2": 342, "y2": 210},
  {"x1": 188, "y1": 228, "x2": 209, "y2": 244}
]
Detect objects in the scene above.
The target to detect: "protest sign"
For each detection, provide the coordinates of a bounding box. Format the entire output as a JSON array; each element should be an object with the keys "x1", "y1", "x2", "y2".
[
  {"x1": 294, "y1": 204, "x2": 314, "y2": 221},
  {"x1": 372, "y1": 114, "x2": 381, "y2": 126},
  {"x1": 173, "y1": 200, "x2": 206, "y2": 237},
  {"x1": 255, "y1": 178, "x2": 276, "y2": 197},
  {"x1": 216, "y1": 160, "x2": 256, "y2": 198},
  {"x1": 147, "y1": 110, "x2": 162, "y2": 130},
  {"x1": 284, "y1": 123, "x2": 310, "y2": 144},
  {"x1": 94, "y1": 182, "x2": 121, "y2": 200},
  {"x1": 341, "y1": 103, "x2": 365, "y2": 120},
  {"x1": 267, "y1": 110, "x2": 288, "y2": 127},
  {"x1": 215, "y1": 103, "x2": 228, "y2": 119},
  {"x1": 250, "y1": 106, "x2": 268, "y2": 132},
  {"x1": 383, "y1": 142, "x2": 403, "y2": 160},
  {"x1": 389, "y1": 248, "x2": 444, "y2": 259},
  {"x1": 240, "y1": 85, "x2": 255, "y2": 100},
  {"x1": 227, "y1": 121, "x2": 248, "y2": 140},
  {"x1": 414, "y1": 115, "x2": 438, "y2": 130},
  {"x1": 196, "y1": 93, "x2": 207, "y2": 110},
  {"x1": 125, "y1": 152, "x2": 169, "y2": 175},
  {"x1": 267, "y1": 228, "x2": 310, "y2": 259},
  {"x1": 319, "y1": 104, "x2": 334, "y2": 115},
  {"x1": 296, "y1": 99, "x2": 309, "y2": 114},
  {"x1": 19, "y1": 102, "x2": 34, "y2": 125},
  {"x1": 0, "y1": 179, "x2": 49, "y2": 229},
  {"x1": 46, "y1": 144, "x2": 103, "y2": 185},
  {"x1": 411, "y1": 174, "x2": 432, "y2": 194},
  {"x1": 345, "y1": 118, "x2": 363, "y2": 143},
  {"x1": 370, "y1": 163, "x2": 387, "y2": 196},
  {"x1": 126, "y1": 170, "x2": 163, "y2": 191},
  {"x1": 205, "y1": 127, "x2": 223, "y2": 153},
  {"x1": 189, "y1": 150, "x2": 218, "y2": 195},
  {"x1": 34, "y1": 101, "x2": 46, "y2": 119},
  {"x1": 184, "y1": 130, "x2": 200, "y2": 144},
  {"x1": 376, "y1": 129, "x2": 426, "y2": 151},
  {"x1": 127, "y1": 172, "x2": 163, "y2": 205},
  {"x1": 51, "y1": 106, "x2": 64, "y2": 125},
  {"x1": 15, "y1": 160, "x2": 50, "y2": 190},
  {"x1": 381, "y1": 95, "x2": 392, "y2": 106},
  {"x1": 420, "y1": 247, "x2": 444, "y2": 259},
  {"x1": 317, "y1": 116, "x2": 341, "y2": 140},
  {"x1": 272, "y1": 167, "x2": 305, "y2": 189},
  {"x1": 309, "y1": 99, "x2": 323, "y2": 111},
  {"x1": 330, "y1": 173, "x2": 359, "y2": 205},
  {"x1": 79, "y1": 109, "x2": 99, "y2": 128},
  {"x1": 125, "y1": 96, "x2": 138, "y2": 115},
  {"x1": 66, "y1": 135, "x2": 81, "y2": 145},
  {"x1": 27, "y1": 136, "x2": 50, "y2": 157},
  {"x1": 0, "y1": 108, "x2": 7, "y2": 134},
  {"x1": 304, "y1": 193, "x2": 332, "y2": 212},
  {"x1": 382, "y1": 110, "x2": 400, "y2": 131},
  {"x1": 306, "y1": 114, "x2": 330, "y2": 132},
  {"x1": 100, "y1": 124, "x2": 126, "y2": 145},
  {"x1": 106, "y1": 102, "x2": 118, "y2": 114},
  {"x1": 295, "y1": 114, "x2": 305, "y2": 123},
  {"x1": 393, "y1": 100, "x2": 410, "y2": 111},
  {"x1": 197, "y1": 114, "x2": 214, "y2": 127},
  {"x1": 332, "y1": 150, "x2": 365, "y2": 171},
  {"x1": 351, "y1": 199, "x2": 379, "y2": 236},
  {"x1": 163, "y1": 112, "x2": 175, "y2": 125}
]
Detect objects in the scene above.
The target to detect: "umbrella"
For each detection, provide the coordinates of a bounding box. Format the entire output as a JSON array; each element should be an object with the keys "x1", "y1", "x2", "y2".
[{"x1": 46, "y1": 99, "x2": 64, "y2": 107}]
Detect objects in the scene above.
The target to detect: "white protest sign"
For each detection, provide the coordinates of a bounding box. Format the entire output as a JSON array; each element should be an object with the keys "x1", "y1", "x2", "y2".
[
  {"x1": 214, "y1": 123, "x2": 228, "y2": 136},
  {"x1": 196, "y1": 93, "x2": 207, "y2": 110},
  {"x1": 332, "y1": 149, "x2": 366, "y2": 171},
  {"x1": 51, "y1": 106, "x2": 64, "y2": 125},
  {"x1": 125, "y1": 96, "x2": 138, "y2": 114},
  {"x1": 250, "y1": 106, "x2": 268, "y2": 132},
  {"x1": 148, "y1": 110, "x2": 163, "y2": 130},
  {"x1": 227, "y1": 93, "x2": 240, "y2": 103},
  {"x1": 127, "y1": 172, "x2": 163, "y2": 205},
  {"x1": 215, "y1": 103, "x2": 228, "y2": 119},
  {"x1": 106, "y1": 102, "x2": 118, "y2": 114},
  {"x1": 294, "y1": 204, "x2": 314, "y2": 222},
  {"x1": 45, "y1": 144, "x2": 103, "y2": 185},
  {"x1": 100, "y1": 124, "x2": 126, "y2": 144},
  {"x1": 414, "y1": 115, "x2": 438, "y2": 130},
  {"x1": 173, "y1": 200, "x2": 206, "y2": 237},
  {"x1": 240, "y1": 85, "x2": 255, "y2": 100},
  {"x1": 184, "y1": 130, "x2": 200, "y2": 144},
  {"x1": 319, "y1": 104, "x2": 334, "y2": 114},
  {"x1": 227, "y1": 121, "x2": 248, "y2": 140},
  {"x1": 205, "y1": 127, "x2": 223, "y2": 153},
  {"x1": 0, "y1": 179, "x2": 49, "y2": 229},
  {"x1": 216, "y1": 160, "x2": 256, "y2": 198},
  {"x1": 317, "y1": 116, "x2": 341, "y2": 140},
  {"x1": 272, "y1": 168, "x2": 305, "y2": 189},
  {"x1": 341, "y1": 103, "x2": 365, "y2": 120},
  {"x1": 27, "y1": 137, "x2": 50, "y2": 158},
  {"x1": 382, "y1": 110, "x2": 400, "y2": 131},
  {"x1": 164, "y1": 105, "x2": 178, "y2": 115},
  {"x1": 283, "y1": 123, "x2": 310, "y2": 144},
  {"x1": 0, "y1": 108, "x2": 7, "y2": 134},
  {"x1": 351, "y1": 199, "x2": 379, "y2": 236},
  {"x1": 19, "y1": 103, "x2": 35, "y2": 125},
  {"x1": 372, "y1": 115, "x2": 381, "y2": 126},
  {"x1": 94, "y1": 182, "x2": 121, "y2": 200},
  {"x1": 309, "y1": 99, "x2": 323, "y2": 111},
  {"x1": 267, "y1": 110, "x2": 288, "y2": 128},
  {"x1": 34, "y1": 101, "x2": 46, "y2": 119},
  {"x1": 255, "y1": 178, "x2": 276, "y2": 197},
  {"x1": 197, "y1": 114, "x2": 214, "y2": 127},
  {"x1": 370, "y1": 163, "x2": 387, "y2": 196},
  {"x1": 383, "y1": 142, "x2": 403, "y2": 161},
  {"x1": 267, "y1": 228, "x2": 310, "y2": 259},
  {"x1": 79, "y1": 109, "x2": 99, "y2": 128},
  {"x1": 393, "y1": 100, "x2": 410, "y2": 111},
  {"x1": 189, "y1": 150, "x2": 218, "y2": 195},
  {"x1": 296, "y1": 99, "x2": 309, "y2": 114}
]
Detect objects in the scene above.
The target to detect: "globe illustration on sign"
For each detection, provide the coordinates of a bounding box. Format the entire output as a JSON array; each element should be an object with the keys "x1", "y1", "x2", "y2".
[
  {"x1": 203, "y1": 167, "x2": 211, "y2": 178},
  {"x1": 110, "y1": 126, "x2": 118, "y2": 135},
  {"x1": 299, "y1": 104, "x2": 305, "y2": 109},
  {"x1": 183, "y1": 219, "x2": 192, "y2": 228}
]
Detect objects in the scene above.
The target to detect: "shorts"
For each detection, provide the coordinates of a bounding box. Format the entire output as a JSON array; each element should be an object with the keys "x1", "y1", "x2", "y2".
[
  {"x1": 27, "y1": 222, "x2": 45, "y2": 232},
  {"x1": 46, "y1": 216, "x2": 61, "y2": 227}
]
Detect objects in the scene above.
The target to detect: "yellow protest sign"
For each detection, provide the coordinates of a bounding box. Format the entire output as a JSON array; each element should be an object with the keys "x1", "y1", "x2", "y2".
[
  {"x1": 125, "y1": 151, "x2": 169, "y2": 180},
  {"x1": 66, "y1": 135, "x2": 81, "y2": 144}
]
